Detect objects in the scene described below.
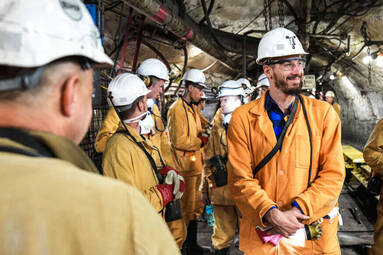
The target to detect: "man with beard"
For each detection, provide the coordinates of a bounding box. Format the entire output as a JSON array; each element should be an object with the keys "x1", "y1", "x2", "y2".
[{"x1": 227, "y1": 27, "x2": 345, "y2": 254}]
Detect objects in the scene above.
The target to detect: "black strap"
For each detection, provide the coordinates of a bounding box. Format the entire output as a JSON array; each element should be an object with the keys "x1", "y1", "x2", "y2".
[
  {"x1": 0, "y1": 128, "x2": 54, "y2": 157},
  {"x1": 298, "y1": 95, "x2": 313, "y2": 188},
  {"x1": 117, "y1": 130, "x2": 164, "y2": 184},
  {"x1": 181, "y1": 98, "x2": 191, "y2": 137},
  {"x1": 252, "y1": 96, "x2": 299, "y2": 177},
  {"x1": 108, "y1": 95, "x2": 164, "y2": 184},
  {"x1": 0, "y1": 145, "x2": 42, "y2": 157}
]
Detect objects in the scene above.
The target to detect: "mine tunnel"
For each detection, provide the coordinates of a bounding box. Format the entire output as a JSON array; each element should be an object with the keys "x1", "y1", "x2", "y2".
[
  {"x1": 3, "y1": 0, "x2": 383, "y2": 255},
  {"x1": 83, "y1": 1, "x2": 383, "y2": 254}
]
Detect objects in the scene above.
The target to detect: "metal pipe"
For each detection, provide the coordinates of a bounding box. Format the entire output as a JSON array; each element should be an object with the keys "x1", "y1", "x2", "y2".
[
  {"x1": 121, "y1": 0, "x2": 238, "y2": 69},
  {"x1": 131, "y1": 15, "x2": 146, "y2": 72},
  {"x1": 118, "y1": 7, "x2": 133, "y2": 74}
]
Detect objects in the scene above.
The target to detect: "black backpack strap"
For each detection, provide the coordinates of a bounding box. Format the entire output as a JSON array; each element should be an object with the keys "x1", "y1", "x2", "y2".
[
  {"x1": 0, "y1": 128, "x2": 54, "y2": 157},
  {"x1": 298, "y1": 95, "x2": 313, "y2": 188},
  {"x1": 116, "y1": 130, "x2": 164, "y2": 184},
  {"x1": 0, "y1": 145, "x2": 42, "y2": 157},
  {"x1": 252, "y1": 96, "x2": 299, "y2": 177}
]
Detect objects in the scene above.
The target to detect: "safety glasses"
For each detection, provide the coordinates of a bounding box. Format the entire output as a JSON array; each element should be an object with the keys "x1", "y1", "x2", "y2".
[{"x1": 268, "y1": 57, "x2": 306, "y2": 71}]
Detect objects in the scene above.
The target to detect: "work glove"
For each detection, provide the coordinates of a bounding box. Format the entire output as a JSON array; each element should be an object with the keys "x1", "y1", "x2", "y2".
[
  {"x1": 198, "y1": 133, "x2": 209, "y2": 147},
  {"x1": 156, "y1": 184, "x2": 174, "y2": 207},
  {"x1": 160, "y1": 166, "x2": 185, "y2": 200}
]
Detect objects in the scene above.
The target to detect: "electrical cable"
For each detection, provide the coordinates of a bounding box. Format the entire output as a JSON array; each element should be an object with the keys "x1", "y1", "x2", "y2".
[
  {"x1": 200, "y1": 0, "x2": 243, "y2": 53},
  {"x1": 199, "y1": 0, "x2": 215, "y2": 24},
  {"x1": 104, "y1": 0, "x2": 122, "y2": 12}
]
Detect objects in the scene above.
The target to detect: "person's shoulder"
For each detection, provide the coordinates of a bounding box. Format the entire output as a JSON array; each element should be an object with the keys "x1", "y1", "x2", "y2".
[
  {"x1": 1, "y1": 153, "x2": 138, "y2": 203},
  {"x1": 232, "y1": 99, "x2": 260, "y2": 119},
  {"x1": 168, "y1": 98, "x2": 181, "y2": 111},
  {"x1": 373, "y1": 118, "x2": 383, "y2": 131},
  {"x1": 105, "y1": 131, "x2": 132, "y2": 151},
  {"x1": 301, "y1": 94, "x2": 332, "y2": 115}
]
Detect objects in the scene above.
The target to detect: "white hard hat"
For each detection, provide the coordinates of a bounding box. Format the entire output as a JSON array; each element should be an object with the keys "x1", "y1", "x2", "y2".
[
  {"x1": 237, "y1": 78, "x2": 254, "y2": 95},
  {"x1": 108, "y1": 73, "x2": 150, "y2": 107},
  {"x1": 182, "y1": 69, "x2": 207, "y2": 88},
  {"x1": 0, "y1": 0, "x2": 113, "y2": 68},
  {"x1": 237, "y1": 78, "x2": 251, "y2": 89},
  {"x1": 218, "y1": 80, "x2": 245, "y2": 98},
  {"x1": 325, "y1": 91, "x2": 335, "y2": 98},
  {"x1": 255, "y1": 73, "x2": 270, "y2": 89},
  {"x1": 256, "y1": 28, "x2": 308, "y2": 64},
  {"x1": 137, "y1": 58, "x2": 169, "y2": 81}
]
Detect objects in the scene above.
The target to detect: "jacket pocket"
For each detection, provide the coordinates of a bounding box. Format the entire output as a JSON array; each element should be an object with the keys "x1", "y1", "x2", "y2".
[
  {"x1": 175, "y1": 150, "x2": 203, "y2": 172},
  {"x1": 295, "y1": 134, "x2": 310, "y2": 168}
]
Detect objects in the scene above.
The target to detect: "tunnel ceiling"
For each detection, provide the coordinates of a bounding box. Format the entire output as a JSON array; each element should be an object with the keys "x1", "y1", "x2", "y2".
[{"x1": 98, "y1": 0, "x2": 383, "y2": 88}]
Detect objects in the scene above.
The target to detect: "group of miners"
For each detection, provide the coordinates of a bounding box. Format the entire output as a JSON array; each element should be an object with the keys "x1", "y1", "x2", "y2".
[{"x1": 3, "y1": 1, "x2": 383, "y2": 255}]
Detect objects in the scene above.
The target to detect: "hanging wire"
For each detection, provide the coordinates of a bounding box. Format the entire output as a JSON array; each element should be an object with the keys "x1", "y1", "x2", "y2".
[
  {"x1": 268, "y1": 0, "x2": 273, "y2": 30},
  {"x1": 263, "y1": 0, "x2": 270, "y2": 31},
  {"x1": 278, "y1": 0, "x2": 285, "y2": 27},
  {"x1": 200, "y1": 0, "x2": 243, "y2": 53},
  {"x1": 367, "y1": 46, "x2": 372, "y2": 87}
]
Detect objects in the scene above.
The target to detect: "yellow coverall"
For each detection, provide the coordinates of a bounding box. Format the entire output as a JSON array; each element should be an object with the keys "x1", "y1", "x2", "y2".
[
  {"x1": 199, "y1": 111, "x2": 211, "y2": 130},
  {"x1": 332, "y1": 102, "x2": 341, "y2": 118},
  {"x1": 363, "y1": 118, "x2": 383, "y2": 255},
  {"x1": 0, "y1": 129, "x2": 179, "y2": 255},
  {"x1": 95, "y1": 105, "x2": 176, "y2": 167},
  {"x1": 227, "y1": 93, "x2": 345, "y2": 254},
  {"x1": 201, "y1": 110, "x2": 240, "y2": 250},
  {"x1": 168, "y1": 98, "x2": 205, "y2": 226},
  {"x1": 97, "y1": 106, "x2": 186, "y2": 246},
  {"x1": 103, "y1": 125, "x2": 165, "y2": 212}
]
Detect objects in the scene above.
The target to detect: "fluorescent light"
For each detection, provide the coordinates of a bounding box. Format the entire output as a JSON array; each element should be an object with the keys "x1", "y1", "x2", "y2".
[
  {"x1": 363, "y1": 55, "x2": 372, "y2": 65},
  {"x1": 189, "y1": 46, "x2": 202, "y2": 57},
  {"x1": 377, "y1": 54, "x2": 383, "y2": 67}
]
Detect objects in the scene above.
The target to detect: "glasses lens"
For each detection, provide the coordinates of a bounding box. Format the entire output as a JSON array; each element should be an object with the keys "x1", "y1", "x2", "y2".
[{"x1": 279, "y1": 59, "x2": 306, "y2": 71}]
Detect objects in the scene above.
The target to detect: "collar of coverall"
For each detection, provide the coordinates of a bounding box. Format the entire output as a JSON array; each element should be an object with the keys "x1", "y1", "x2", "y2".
[
  {"x1": 249, "y1": 90, "x2": 301, "y2": 121},
  {"x1": 117, "y1": 123, "x2": 158, "y2": 150},
  {"x1": 180, "y1": 97, "x2": 196, "y2": 113}
]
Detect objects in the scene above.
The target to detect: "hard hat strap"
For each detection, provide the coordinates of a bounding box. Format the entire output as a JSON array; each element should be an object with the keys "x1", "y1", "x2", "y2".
[{"x1": 0, "y1": 66, "x2": 45, "y2": 92}]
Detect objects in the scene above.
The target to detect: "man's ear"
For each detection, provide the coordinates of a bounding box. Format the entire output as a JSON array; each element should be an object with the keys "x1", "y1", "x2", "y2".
[
  {"x1": 263, "y1": 66, "x2": 273, "y2": 80},
  {"x1": 60, "y1": 74, "x2": 80, "y2": 117},
  {"x1": 137, "y1": 100, "x2": 145, "y2": 112}
]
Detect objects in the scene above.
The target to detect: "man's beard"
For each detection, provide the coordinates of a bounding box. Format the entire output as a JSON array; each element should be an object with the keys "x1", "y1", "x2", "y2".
[{"x1": 274, "y1": 73, "x2": 303, "y2": 95}]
